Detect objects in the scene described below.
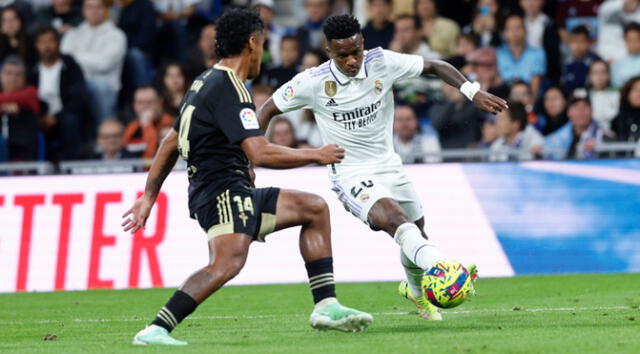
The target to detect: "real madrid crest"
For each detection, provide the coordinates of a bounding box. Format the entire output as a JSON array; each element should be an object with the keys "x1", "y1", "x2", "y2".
[
  {"x1": 325, "y1": 81, "x2": 337, "y2": 97},
  {"x1": 374, "y1": 80, "x2": 383, "y2": 94}
]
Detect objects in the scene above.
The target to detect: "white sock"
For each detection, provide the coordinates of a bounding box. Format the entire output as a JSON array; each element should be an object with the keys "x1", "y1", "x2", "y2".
[
  {"x1": 394, "y1": 223, "x2": 444, "y2": 271},
  {"x1": 400, "y1": 251, "x2": 424, "y2": 298},
  {"x1": 314, "y1": 297, "x2": 338, "y2": 311}
]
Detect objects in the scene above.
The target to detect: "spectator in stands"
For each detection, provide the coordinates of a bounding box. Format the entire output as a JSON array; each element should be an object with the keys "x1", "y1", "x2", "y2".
[
  {"x1": 597, "y1": 0, "x2": 640, "y2": 62},
  {"x1": 539, "y1": 86, "x2": 569, "y2": 136},
  {"x1": 259, "y1": 36, "x2": 300, "y2": 89},
  {"x1": 0, "y1": 55, "x2": 40, "y2": 161},
  {"x1": 429, "y1": 84, "x2": 484, "y2": 149},
  {"x1": 467, "y1": 47, "x2": 509, "y2": 99},
  {"x1": 509, "y1": 80, "x2": 542, "y2": 130},
  {"x1": 118, "y1": 0, "x2": 156, "y2": 90},
  {"x1": 414, "y1": 0, "x2": 460, "y2": 58},
  {"x1": 612, "y1": 22, "x2": 640, "y2": 88},
  {"x1": 157, "y1": 62, "x2": 187, "y2": 117},
  {"x1": 465, "y1": 0, "x2": 502, "y2": 47},
  {"x1": 497, "y1": 14, "x2": 546, "y2": 100},
  {"x1": 479, "y1": 115, "x2": 499, "y2": 148},
  {"x1": 611, "y1": 76, "x2": 640, "y2": 143},
  {"x1": 587, "y1": 59, "x2": 620, "y2": 130},
  {"x1": 61, "y1": 0, "x2": 126, "y2": 124},
  {"x1": 520, "y1": 0, "x2": 561, "y2": 84},
  {"x1": 296, "y1": 0, "x2": 331, "y2": 54},
  {"x1": 253, "y1": 0, "x2": 291, "y2": 66},
  {"x1": 34, "y1": 0, "x2": 82, "y2": 35},
  {"x1": 267, "y1": 116, "x2": 299, "y2": 148},
  {"x1": 562, "y1": 25, "x2": 600, "y2": 92},
  {"x1": 122, "y1": 86, "x2": 175, "y2": 158},
  {"x1": 30, "y1": 25, "x2": 90, "y2": 161},
  {"x1": 490, "y1": 101, "x2": 544, "y2": 161},
  {"x1": 390, "y1": 14, "x2": 440, "y2": 60},
  {"x1": 0, "y1": 0, "x2": 31, "y2": 25},
  {"x1": 545, "y1": 90, "x2": 602, "y2": 160},
  {"x1": 252, "y1": 84, "x2": 273, "y2": 111},
  {"x1": 445, "y1": 32, "x2": 478, "y2": 70},
  {"x1": 301, "y1": 49, "x2": 327, "y2": 70},
  {"x1": 184, "y1": 23, "x2": 216, "y2": 82},
  {"x1": 0, "y1": 6, "x2": 35, "y2": 66},
  {"x1": 154, "y1": 0, "x2": 198, "y2": 62},
  {"x1": 361, "y1": 0, "x2": 394, "y2": 50},
  {"x1": 93, "y1": 119, "x2": 137, "y2": 160},
  {"x1": 555, "y1": 0, "x2": 601, "y2": 43},
  {"x1": 393, "y1": 105, "x2": 441, "y2": 163}
]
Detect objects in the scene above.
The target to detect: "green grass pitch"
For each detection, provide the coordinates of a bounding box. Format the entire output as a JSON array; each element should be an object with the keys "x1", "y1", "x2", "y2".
[{"x1": 1, "y1": 273, "x2": 639, "y2": 353}]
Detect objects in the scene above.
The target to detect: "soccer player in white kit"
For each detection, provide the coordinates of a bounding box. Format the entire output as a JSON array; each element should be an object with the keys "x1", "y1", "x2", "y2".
[{"x1": 258, "y1": 15, "x2": 508, "y2": 320}]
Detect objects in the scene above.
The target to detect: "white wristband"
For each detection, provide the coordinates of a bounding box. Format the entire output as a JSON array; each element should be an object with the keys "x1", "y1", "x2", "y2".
[{"x1": 459, "y1": 81, "x2": 480, "y2": 101}]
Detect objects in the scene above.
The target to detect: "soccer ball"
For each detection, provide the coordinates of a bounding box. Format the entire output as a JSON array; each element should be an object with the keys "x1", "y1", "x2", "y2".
[{"x1": 422, "y1": 261, "x2": 475, "y2": 309}]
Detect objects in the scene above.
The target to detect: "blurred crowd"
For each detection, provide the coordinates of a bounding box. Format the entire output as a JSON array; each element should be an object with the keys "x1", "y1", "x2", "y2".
[{"x1": 0, "y1": 0, "x2": 639, "y2": 167}]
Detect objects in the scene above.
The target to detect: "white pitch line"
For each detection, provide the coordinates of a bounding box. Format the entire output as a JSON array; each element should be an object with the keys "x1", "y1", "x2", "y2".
[{"x1": 5, "y1": 306, "x2": 635, "y2": 325}]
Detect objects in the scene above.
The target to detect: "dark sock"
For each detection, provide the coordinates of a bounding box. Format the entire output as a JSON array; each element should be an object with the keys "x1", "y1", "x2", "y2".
[
  {"x1": 151, "y1": 290, "x2": 198, "y2": 332},
  {"x1": 305, "y1": 257, "x2": 337, "y2": 304}
]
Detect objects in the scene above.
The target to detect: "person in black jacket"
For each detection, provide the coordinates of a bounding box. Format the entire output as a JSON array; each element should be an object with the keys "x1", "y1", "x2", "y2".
[
  {"x1": 30, "y1": 25, "x2": 91, "y2": 161},
  {"x1": 118, "y1": 0, "x2": 156, "y2": 90},
  {"x1": 611, "y1": 76, "x2": 640, "y2": 144}
]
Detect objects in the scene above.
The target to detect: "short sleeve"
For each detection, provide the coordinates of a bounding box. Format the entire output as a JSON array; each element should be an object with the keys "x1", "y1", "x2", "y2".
[
  {"x1": 212, "y1": 100, "x2": 262, "y2": 144},
  {"x1": 203, "y1": 81, "x2": 262, "y2": 144},
  {"x1": 272, "y1": 71, "x2": 315, "y2": 112},
  {"x1": 382, "y1": 49, "x2": 424, "y2": 83}
]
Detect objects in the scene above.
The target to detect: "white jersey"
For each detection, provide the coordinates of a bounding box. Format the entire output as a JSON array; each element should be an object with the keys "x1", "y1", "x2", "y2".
[{"x1": 272, "y1": 48, "x2": 424, "y2": 178}]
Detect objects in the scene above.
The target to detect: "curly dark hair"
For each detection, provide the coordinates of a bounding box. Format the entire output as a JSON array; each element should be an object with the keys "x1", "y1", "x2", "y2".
[
  {"x1": 215, "y1": 9, "x2": 264, "y2": 59},
  {"x1": 323, "y1": 14, "x2": 361, "y2": 42}
]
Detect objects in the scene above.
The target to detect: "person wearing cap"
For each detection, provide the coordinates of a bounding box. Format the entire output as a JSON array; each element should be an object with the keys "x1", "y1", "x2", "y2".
[
  {"x1": 544, "y1": 89, "x2": 602, "y2": 160},
  {"x1": 489, "y1": 101, "x2": 543, "y2": 161}
]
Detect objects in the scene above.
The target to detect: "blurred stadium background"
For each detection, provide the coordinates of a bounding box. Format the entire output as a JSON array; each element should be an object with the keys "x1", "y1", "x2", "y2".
[{"x1": 0, "y1": 0, "x2": 639, "y2": 296}]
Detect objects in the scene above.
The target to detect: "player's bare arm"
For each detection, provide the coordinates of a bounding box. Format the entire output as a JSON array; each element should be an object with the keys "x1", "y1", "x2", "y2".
[
  {"x1": 241, "y1": 135, "x2": 344, "y2": 168},
  {"x1": 122, "y1": 129, "x2": 179, "y2": 233},
  {"x1": 256, "y1": 97, "x2": 282, "y2": 131},
  {"x1": 423, "y1": 59, "x2": 509, "y2": 115}
]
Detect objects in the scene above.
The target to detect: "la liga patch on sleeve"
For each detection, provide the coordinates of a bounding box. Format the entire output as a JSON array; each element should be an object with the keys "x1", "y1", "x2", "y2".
[{"x1": 240, "y1": 108, "x2": 259, "y2": 130}]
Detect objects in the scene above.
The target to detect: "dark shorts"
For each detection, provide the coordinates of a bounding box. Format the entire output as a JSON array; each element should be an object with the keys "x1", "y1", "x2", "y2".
[{"x1": 194, "y1": 186, "x2": 280, "y2": 242}]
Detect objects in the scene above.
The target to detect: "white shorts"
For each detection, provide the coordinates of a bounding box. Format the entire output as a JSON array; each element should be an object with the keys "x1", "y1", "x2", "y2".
[{"x1": 330, "y1": 168, "x2": 423, "y2": 228}]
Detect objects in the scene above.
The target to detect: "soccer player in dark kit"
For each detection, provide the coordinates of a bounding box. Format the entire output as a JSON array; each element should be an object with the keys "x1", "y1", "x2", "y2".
[{"x1": 122, "y1": 9, "x2": 372, "y2": 346}]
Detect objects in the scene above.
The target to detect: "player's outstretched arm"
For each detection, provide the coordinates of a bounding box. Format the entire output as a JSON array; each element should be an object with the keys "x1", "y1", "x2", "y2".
[
  {"x1": 256, "y1": 97, "x2": 283, "y2": 131},
  {"x1": 122, "y1": 129, "x2": 179, "y2": 233},
  {"x1": 241, "y1": 135, "x2": 344, "y2": 169},
  {"x1": 423, "y1": 59, "x2": 508, "y2": 115}
]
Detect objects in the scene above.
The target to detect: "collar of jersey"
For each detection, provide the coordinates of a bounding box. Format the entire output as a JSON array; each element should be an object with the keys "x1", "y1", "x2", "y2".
[
  {"x1": 214, "y1": 63, "x2": 239, "y2": 77},
  {"x1": 329, "y1": 60, "x2": 367, "y2": 85}
]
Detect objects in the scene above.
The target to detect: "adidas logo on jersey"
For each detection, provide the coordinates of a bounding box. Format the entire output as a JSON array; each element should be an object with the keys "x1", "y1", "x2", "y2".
[{"x1": 326, "y1": 98, "x2": 338, "y2": 107}]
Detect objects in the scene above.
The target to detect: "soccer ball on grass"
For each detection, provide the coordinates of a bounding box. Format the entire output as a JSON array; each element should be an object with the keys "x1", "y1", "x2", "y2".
[{"x1": 422, "y1": 261, "x2": 475, "y2": 308}]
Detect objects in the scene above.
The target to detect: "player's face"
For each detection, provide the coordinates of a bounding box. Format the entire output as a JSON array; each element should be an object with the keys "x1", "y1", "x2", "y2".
[
  {"x1": 327, "y1": 34, "x2": 364, "y2": 77},
  {"x1": 248, "y1": 31, "x2": 265, "y2": 80}
]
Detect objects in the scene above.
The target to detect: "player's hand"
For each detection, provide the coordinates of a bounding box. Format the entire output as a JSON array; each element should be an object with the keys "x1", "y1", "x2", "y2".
[
  {"x1": 121, "y1": 196, "x2": 154, "y2": 234},
  {"x1": 316, "y1": 144, "x2": 345, "y2": 164},
  {"x1": 473, "y1": 91, "x2": 508, "y2": 115}
]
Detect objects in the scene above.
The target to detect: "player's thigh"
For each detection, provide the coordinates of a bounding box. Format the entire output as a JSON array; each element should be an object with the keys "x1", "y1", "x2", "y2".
[
  {"x1": 272, "y1": 189, "x2": 328, "y2": 231},
  {"x1": 331, "y1": 175, "x2": 393, "y2": 224},
  {"x1": 207, "y1": 232, "x2": 252, "y2": 267}
]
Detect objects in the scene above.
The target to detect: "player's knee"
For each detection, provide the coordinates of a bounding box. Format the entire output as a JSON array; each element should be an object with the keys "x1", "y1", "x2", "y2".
[
  {"x1": 205, "y1": 255, "x2": 245, "y2": 283},
  {"x1": 303, "y1": 194, "x2": 329, "y2": 220}
]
